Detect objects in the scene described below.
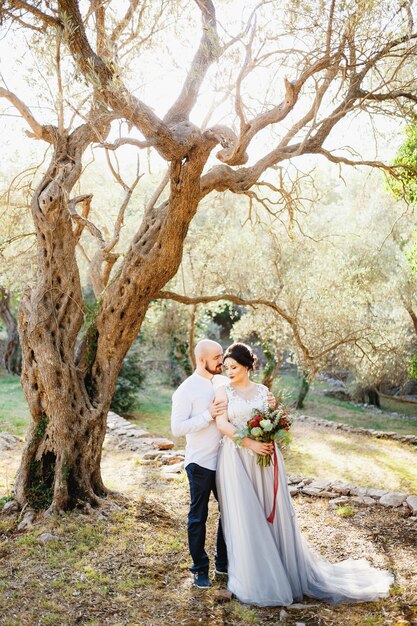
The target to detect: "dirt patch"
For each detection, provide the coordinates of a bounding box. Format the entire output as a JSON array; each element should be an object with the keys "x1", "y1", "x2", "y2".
[{"x1": 1, "y1": 449, "x2": 416, "y2": 626}]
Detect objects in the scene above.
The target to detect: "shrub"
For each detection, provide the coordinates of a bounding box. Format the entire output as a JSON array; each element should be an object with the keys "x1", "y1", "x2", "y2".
[{"x1": 111, "y1": 350, "x2": 145, "y2": 415}]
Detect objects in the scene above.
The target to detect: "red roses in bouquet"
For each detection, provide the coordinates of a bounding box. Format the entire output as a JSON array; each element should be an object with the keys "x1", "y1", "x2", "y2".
[{"x1": 237, "y1": 403, "x2": 292, "y2": 467}]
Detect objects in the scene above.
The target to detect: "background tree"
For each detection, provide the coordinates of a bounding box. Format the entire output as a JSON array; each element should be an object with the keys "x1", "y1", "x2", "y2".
[{"x1": 2, "y1": 0, "x2": 417, "y2": 512}]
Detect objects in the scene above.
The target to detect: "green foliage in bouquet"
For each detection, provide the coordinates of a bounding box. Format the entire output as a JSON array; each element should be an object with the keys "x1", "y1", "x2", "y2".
[{"x1": 235, "y1": 402, "x2": 292, "y2": 467}]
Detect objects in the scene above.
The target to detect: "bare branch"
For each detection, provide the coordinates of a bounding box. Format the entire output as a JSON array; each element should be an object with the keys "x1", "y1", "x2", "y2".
[
  {"x1": 100, "y1": 137, "x2": 151, "y2": 151},
  {"x1": 68, "y1": 194, "x2": 104, "y2": 243},
  {"x1": 359, "y1": 88, "x2": 417, "y2": 105},
  {"x1": 7, "y1": 0, "x2": 61, "y2": 27},
  {"x1": 234, "y1": 17, "x2": 257, "y2": 132},
  {"x1": 156, "y1": 289, "x2": 314, "y2": 363},
  {"x1": 315, "y1": 147, "x2": 413, "y2": 176},
  {"x1": 144, "y1": 169, "x2": 170, "y2": 217},
  {"x1": 0, "y1": 87, "x2": 55, "y2": 142},
  {"x1": 110, "y1": 0, "x2": 140, "y2": 44},
  {"x1": 164, "y1": 0, "x2": 219, "y2": 125},
  {"x1": 58, "y1": 0, "x2": 183, "y2": 161}
]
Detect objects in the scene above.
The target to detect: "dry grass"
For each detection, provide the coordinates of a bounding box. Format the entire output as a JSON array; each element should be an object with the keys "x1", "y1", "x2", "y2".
[
  {"x1": 1, "y1": 448, "x2": 416, "y2": 626},
  {"x1": 285, "y1": 422, "x2": 417, "y2": 493}
]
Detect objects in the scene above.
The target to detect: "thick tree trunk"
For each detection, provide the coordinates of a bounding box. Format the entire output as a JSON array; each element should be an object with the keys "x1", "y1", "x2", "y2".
[
  {"x1": 355, "y1": 386, "x2": 381, "y2": 407},
  {"x1": 365, "y1": 388, "x2": 381, "y2": 407},
  {"x1": 296, "y1": 371, "x2": 310, "y2": 409},
  {"x1": 14, "y1": 126, "x2": 211, "y2": 513},
  {"x1": 262, "y1": 345, "x2": 281, "y2": 389},
  {"x1": 14, "y1": 127, "x2": 116, "y2": 513},
  {"x1": 0, "y1": 288, "x2": 21, "y2": 375}
]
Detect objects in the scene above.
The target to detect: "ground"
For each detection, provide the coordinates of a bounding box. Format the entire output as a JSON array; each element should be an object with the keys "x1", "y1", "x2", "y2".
[{"x1": 1, "y1": 371, "x2": 417, "y2": 625}]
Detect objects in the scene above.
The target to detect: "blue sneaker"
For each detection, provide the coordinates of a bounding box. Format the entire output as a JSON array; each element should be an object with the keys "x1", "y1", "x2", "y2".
[
  {"x1": 193, "y1": 571, "x2": 211, "y2": 588},
  {"x1": 215, "y1": 567, "x2": 228, "y2": 576}
]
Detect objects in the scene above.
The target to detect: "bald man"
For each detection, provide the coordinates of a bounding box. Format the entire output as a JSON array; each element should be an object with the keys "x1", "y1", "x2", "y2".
[{"x1": 171, "y1": 339, "x2": 228, "y2": 589}]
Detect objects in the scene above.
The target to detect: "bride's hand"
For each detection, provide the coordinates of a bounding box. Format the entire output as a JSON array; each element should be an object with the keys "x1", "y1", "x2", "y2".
[{"x1": 244, "y1": 439, "x2": 274, "y2": 456}]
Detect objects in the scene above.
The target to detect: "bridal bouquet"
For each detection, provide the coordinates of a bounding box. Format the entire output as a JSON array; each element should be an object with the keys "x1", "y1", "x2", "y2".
[{"x1": 237, "y1": 403, "x2": 292, "y2": 467}]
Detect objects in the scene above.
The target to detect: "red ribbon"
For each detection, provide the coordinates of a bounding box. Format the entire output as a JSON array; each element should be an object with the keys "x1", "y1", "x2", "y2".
[{"x1": 267, "y1": 446, "x2": 279, "y2": 524}]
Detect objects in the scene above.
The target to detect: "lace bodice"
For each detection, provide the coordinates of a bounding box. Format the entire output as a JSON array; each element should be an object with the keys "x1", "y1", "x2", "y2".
[{"x1": 225, "y1": 383, "x2": 269, "y2": 428}]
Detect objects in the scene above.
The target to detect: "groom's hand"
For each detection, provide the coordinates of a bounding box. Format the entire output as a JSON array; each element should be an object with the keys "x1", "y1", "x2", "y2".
[
  {"x1": 209, "y1": 399, "x2": 227, "y2": 419},
  {"x1": 267, "y1": 391, "x2": 278, "y2": 409}
]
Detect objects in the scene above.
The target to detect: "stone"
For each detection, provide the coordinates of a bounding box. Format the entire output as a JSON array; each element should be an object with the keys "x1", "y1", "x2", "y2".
[
  {"x1": 350, "y1": 487, "x2": 368, "y2": 497},
  {"x1": 289, "y1": 487, "x2": 299, "y2": 497},
  {"x1": 317, "y1": 490, "x2": 339, "y2": 499},
  {"x1": 365, "y1": 488, "x2": 389, "y2": 499},
  {"x1": 151, "y1": 439, "x2": 175, "y2": 450},
  {"x1": 214, "y1": 590, "x2": 233, "y2": 602},
  {"x1": 301, "y1": 487, "x2": 323, "y2": 497},
  {"x1": 2, "y1": 500, "x2": 19, "y2": 514},
  {"x1": 17, "y1": 508, "x2": 36, "y2": 531},
  {"x1": 125, "y1": 429, "x2": 150, "y2": 438},
  {"x1": 143, "y1": 451, "x2": 162, "y2": 460},
  {"x1": 162, "y1": 473, "x2": 181, "y2": 481},
  {"x1": 161, "y1": 456, "x2": 185, "y2": 465},
  {"x1": 161, "y1": 461, "x2": 183, "y2": 474},
  {"x1": 329, "y1": 496, "x2": 350, "y2": 508},
  {"x1": 279, "y1": 609, "x2": 288, "y2": 620},
  {"x1": 114, "y1": 428, "x2": 128, "y2": 436},
  {"x1": 287, "y1": 603, "x2": 320, "y2": 609},
  {"x1": 351, "y1": 496, "x2": 376, "y2": 506},
  {"x1": 38, "y1": 532, "x2": 60, "y2": 544},
  {"x1": 406, "y1": 496, "x2": 417, "y2": 515},
  {"x1": 329, "y1": 481, "x2": 352, "y2": 495},
  {"x1": 379, "y1": 492, "x2": 408, "y2": 507},
  {"x1": 0, "y1": 432, "x2": 21, "y2": 451},
  {"x1": 307, "y1": 479, "x2": 331, "y2": 491},
  {"x1": 287, "y1": 475, "x2": 304, "y2": 484}
]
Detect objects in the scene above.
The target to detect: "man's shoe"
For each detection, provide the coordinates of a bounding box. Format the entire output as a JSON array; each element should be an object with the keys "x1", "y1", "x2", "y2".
[
  {"x1": 215, "y1": 567, "x2": 228, "y2": 576},
  {"x1": 193, "y1": 571, "x2": 211, "y2": 589}
]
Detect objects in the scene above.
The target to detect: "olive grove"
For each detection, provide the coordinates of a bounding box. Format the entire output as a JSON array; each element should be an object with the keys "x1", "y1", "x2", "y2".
[{"x1": 1, "y1": 0, "x2": 417, "y2": 512}]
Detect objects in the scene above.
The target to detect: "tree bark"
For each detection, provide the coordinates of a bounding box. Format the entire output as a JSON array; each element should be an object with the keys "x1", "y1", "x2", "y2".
[
  {"x1": 6, "y1": 0, "x2": 417, "y2": 515},
  {"x1": 296, "y1": 372, "x2": 310, "y2": 409},
  {"x1": 14, "y1": 122, "x2": 212, "y2": 513},
  {"x1": 0, "y1": 287, "x2": 21, "y2": 375},
  {"x1": 14, "y1": 124, "x2": 117, "y2": 513},
  {"x1": 261, "y1": 345, "x2": 281, "y2": 389}
]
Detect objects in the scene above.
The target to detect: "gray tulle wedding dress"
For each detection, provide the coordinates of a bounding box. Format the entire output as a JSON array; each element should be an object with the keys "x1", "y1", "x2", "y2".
[{"x1": 216, "y1": 383, "x2": 394, "y2": 607}]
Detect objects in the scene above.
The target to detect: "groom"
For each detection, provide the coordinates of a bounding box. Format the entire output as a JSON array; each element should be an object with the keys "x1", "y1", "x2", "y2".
[{"x1": 171, "y1": 339, "x2": 229, "y2": 589}]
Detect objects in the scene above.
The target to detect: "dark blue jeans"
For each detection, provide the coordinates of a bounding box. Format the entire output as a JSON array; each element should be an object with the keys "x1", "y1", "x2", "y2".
[{"x1": 185, "y1": 462, "x2": 228, "y2": 574}]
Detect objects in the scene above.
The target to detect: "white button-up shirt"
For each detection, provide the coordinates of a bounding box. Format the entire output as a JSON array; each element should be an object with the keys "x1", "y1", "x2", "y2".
[{"x1": 171, "y1": 372, "x2": 228, "y2": 470}]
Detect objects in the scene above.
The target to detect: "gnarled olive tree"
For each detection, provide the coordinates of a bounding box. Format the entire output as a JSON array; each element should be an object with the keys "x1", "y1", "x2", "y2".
[{"x1": 2, "y1": 0, "x2": 417, "y2": 512}]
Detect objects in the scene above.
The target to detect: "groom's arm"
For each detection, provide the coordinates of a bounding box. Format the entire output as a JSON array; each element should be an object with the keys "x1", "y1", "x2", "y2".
[{"x1": 171, "y1": 388, "x2": 213, "y2": 437}]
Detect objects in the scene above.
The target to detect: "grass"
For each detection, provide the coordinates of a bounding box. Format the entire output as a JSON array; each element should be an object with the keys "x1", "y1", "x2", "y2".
[
  {"x1": 130, "y1": 385, "x2": 174, "y2": 438},
  {"x1": 0, "y1": 497, "x2": 192, "y2": 625},
  {"x1": 0, "y1": 372, "x2": 30, "y2": 436},
  {"x1": 0, "y1": 456, "x2": 416, "y2": 626},
  {"x1": 274, "y1": 371, "x2": 417, "y2": 435},
  {"x1": 284, "y1": 422, "x2": 417, "y2": 492},
  {"x1": 2, "y1": 368, "x2": 417, "y2": 492},
  {"x1": 335, "y1": 505, "x2": 355, "y2": 518}
]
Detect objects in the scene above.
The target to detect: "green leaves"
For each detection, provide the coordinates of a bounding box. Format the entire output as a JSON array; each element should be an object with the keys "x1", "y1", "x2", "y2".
[{"x1": 389, "y1": 123, "x2": 417, "y2": 204}]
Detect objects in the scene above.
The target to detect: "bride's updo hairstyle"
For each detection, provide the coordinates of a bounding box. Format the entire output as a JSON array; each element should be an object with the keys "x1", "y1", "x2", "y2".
[{"x1": 223, "y1": 342, "x2": 257, "y2": 371}]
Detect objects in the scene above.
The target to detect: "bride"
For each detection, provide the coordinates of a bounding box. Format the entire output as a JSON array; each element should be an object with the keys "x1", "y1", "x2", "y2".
[{"x1": 214, "y1": 342, "x2": 393, "y2": 607}]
